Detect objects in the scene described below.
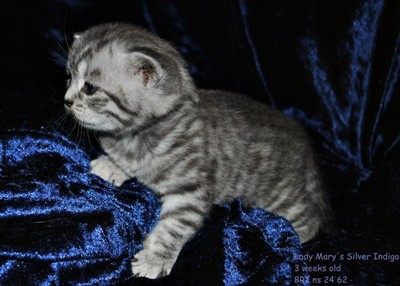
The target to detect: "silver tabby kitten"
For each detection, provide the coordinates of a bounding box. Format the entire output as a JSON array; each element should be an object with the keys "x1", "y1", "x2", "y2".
[{"x1": 64, "y1": 23, "x2": 333, "y2": 279}]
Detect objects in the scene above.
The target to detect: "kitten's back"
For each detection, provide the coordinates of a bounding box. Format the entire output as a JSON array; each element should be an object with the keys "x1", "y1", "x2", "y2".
[
  {"x1": 197, "y1": 90, "x2": 332, "y2": 242},
  {"x1": 197, "y1": 89, "x2": 308, "y2": 148}
]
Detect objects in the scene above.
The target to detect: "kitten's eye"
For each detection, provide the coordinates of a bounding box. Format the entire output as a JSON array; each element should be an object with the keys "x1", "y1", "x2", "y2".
[{"x1": 82, "y1": 82, "x2": 99, "y2": 96}]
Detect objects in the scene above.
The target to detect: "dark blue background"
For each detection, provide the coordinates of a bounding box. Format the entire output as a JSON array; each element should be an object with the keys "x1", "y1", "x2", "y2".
[{"x1": 1, "y1": 0, "x2": 399, "y2": 285}]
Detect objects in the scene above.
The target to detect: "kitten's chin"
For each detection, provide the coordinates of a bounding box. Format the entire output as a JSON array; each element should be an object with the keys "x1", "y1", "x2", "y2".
[
  {"x1": 78, "y1": 121, "x2": 98, "y2": 130},
  {"x1": 72, "y1": 115, "x2": 119, "y2": 133},
  {"x1": 78, "y1": 120, "x2": 116, "y2": 133}
]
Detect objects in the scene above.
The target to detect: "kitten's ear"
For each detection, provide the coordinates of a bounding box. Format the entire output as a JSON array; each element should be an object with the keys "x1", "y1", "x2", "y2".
[{"x1": 128, "y1": 52, "x2": 163, "y2": 88}]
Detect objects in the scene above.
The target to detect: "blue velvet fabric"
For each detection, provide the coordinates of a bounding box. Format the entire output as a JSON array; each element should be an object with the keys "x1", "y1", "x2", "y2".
[
  {"x1": 0, "y1": 130, "x2": 305, "y2": 285},
  {"x1": 1, "y1": 0, "x2": 400, "y2": 285}
]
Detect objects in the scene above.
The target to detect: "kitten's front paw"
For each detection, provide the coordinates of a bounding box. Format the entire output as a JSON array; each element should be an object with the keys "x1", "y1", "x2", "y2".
[
  {"x1": 131, "y1": 249, "x2": 174, "y2": 279},
  {"x1": 90, "y1": 156, "x2": 129, "y2": 186}
]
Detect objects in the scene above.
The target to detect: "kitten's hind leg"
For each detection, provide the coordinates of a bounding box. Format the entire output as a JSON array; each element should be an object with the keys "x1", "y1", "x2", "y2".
[
  {"x1": 131, "y1": 185, "x2": 209, "y2": 279},
  {"x1": 90, "y1": 155, "x2": 129, "y2": 186}
]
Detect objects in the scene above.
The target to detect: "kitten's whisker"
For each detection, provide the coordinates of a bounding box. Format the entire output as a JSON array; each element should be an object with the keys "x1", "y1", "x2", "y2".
[
  {"x1": 77, "y1": 124, "x2": 83, "y2": 146},
  {"x1": 86, "y1": 129, "x2": 96, "y2": 152},
  {"x1": 43, "y1": 112, "x2": 67, "y2": 131},
  {"x1": 57, "y1": 114, "x2": 69, "y2": 131},
  {"x1": 76, "y1": 124, "x2": 80, "y2": 145},
  {"x1": 48, "y1": 49, "x2": 67, "y2": 63},
  {"x1": 49, "y1": 30, "x2": 69, "y2": 57},
  {"x1": 67, "y1": 120, "x2": 78, "y2": 138},
  {"x1": 53, "y1": 113, "x2": 67, "y2": 126},
  {"x1": 60, "y1": 114, "x2": 71, "y2": 131},
  {"x1": 80, "y1": 125, "x2": 85, "y2": 146},
  {"x1": 92, "y1": 131, "x2": 100, "y2": 146},
  {"x1": 63, "y1": 8, "x2": 71, "y2": 51},
  {"x1": 48, "y1": 97, "x2": 60, "y2": 104}
]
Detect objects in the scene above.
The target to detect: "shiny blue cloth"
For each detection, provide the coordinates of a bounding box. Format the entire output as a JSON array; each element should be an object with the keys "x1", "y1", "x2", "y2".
[{"x1": 0, "y1": 130, "x2": 305, "y2": 285}]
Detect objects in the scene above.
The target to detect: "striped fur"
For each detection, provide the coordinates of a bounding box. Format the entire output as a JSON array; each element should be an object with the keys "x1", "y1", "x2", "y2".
[{"x1": 64, "y1": 23, "x2": 335, "y2": 279}]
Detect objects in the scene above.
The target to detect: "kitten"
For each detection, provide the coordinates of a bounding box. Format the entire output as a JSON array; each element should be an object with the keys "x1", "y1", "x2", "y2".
[{"x1": 64, "y1": 23, "x2": 334, "y2": 279}]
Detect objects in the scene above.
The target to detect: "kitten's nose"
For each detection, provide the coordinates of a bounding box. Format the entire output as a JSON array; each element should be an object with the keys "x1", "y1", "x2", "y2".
[{"x1": 64, "y1": 99, "x2": 73, "y2": 108}]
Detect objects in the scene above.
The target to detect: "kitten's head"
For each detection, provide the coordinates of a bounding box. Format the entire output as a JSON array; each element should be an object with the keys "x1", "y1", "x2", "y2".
[{"x1": 64, "y1": 23, "x2": 196, "y2": 133}]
